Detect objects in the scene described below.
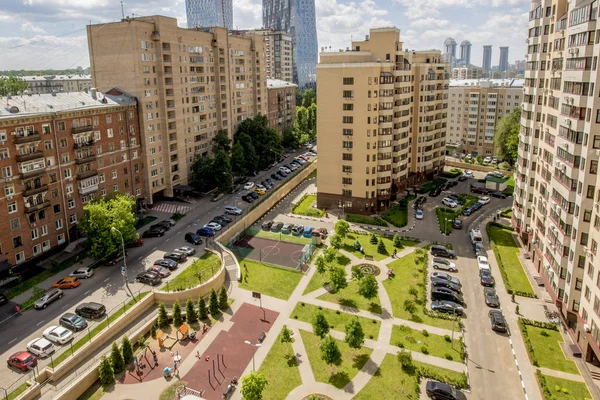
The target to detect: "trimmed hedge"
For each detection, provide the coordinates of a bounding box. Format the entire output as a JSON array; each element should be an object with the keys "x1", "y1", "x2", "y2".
[
  {"x1": 536, "y1": 369, "x2": 554, "y2": 399},
  {"x1": 418, "y1": 365, "x2": 468, "y2": 389},
  {"x1": 443, "y1": 168, "x2": 463, "y2": 178},
  {"x1": 346, "y1": 214, "x2": 388, "y2": 227}
]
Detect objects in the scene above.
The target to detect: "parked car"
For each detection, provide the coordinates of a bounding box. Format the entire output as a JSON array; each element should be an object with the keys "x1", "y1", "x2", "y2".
[
  {"x1": 447, "y1": 193, "x2": 460, "y2": 202},
  {"x1": 480, "y1": 269, "x2": 495, "y2": 286},
  {"x1": 471, "y1": 186, "x2": 488, "y2": 195},
  {"x1": 464, "y1": 171, "x2": 474, "y2": 178},
  {"x1": 431, "y1": 271, "x2": 461, "y2": 287},
  {"x1": 489, "y1": 310, "x2": 508, "y2": 332},
  {"x1": 154, "y1": 258, "x2": 178, "y2": 270},
  {"x1": 52, "y1": 276, "x2": 80, "y2": 289},
  {"x1": 292, "y1": 225, "x2": 304, "y2": 235},
  {"x1": 215, "y1": 214, "x2": 233, "y2": 223},
  {"x1": 126, "y1": 235, "x2": 144, "y2": 247},
  {"x1": 471, "y1": 202, "x2": 482, "y2": 211},
  {"x1": 474, "y1": 242, "x2": 486, "y2": 257},
  {"x1": 432, "y1": 258, "x2": 457, "y2": 272},
  {"x1": 43, "y1": 326, "x2": 73, "y2": 345},
  {"x1": 136, "y1": 271, "x2": 162, "y2": 286},
  {"x1": 252, "y1": 187, "x2": 266, "y2": 195},
  {"x1": 281, "y1": 224, "x2": 292, "y2": 234},
  {"x1": 148, "y1": 265, "x2": 171, "y2": 278},
  {"x1": 442, "y1": 197, "x2": 458, "y2": 208},
  {"x1": 484, "y1": 287, "x2": 500, "y2": 308},
  {"x1": 477, "y1": 255, "x2": 491, "y2": 272},
  {"x1": 457, "y1": 175, "x2": 468, "y2": 182},
  {"x1": 143, "y1": 227, "x2": 165, "y2": 238},
  {"x1": 484, "y1": 156, "x2": 492, "y2": 163},
  {"x1": 164, "y1": 219, "x2": 177, "y2": 227},
  {"x1": 224, "y1": 205, "x2": 243, "y2": 215},
  {"x1": 34, "y1": 288, "x2": 63, "y2": 309},
  {"x1": 70, "y1": 267, "x2": 93, "y2": 279},
  {"x1": 249, "y1": 192, "x2": 259, "y2": 199},
  {"x1": 27, "y1": 338, "x2": 55, "y2": 358},
  {"x1": 256, "y1": 184, "x2": 267, "y2": 191},
  {"x1": 59, "y1": 313, "x2": 88, "y2": 331},
  {"x1": 425, "y1": 380, "x2": 467, "y2": 400},
  {"x1": 429, "y1": 187, "x2": 442, "y2": 197},
  {"x1": 478, "y1": 196, "x2": 491, "y2": 205},
  {"x1": 204, "y1": 222, "x2": 222, "y2": 231},
  {"x1": 174, "y1": 246, "x2": 196, "y2": 256},
  {"x1": 452, "y1": 219, "x2": 463, "y2": 229},
  {"x1": 430, "y1": 300, "x2": 464, "y2": 316},
  {"x1": 164, "y1": 252, "x2": 187, "y2": 263},
  {"x1": 104, "y1": 251, "x2": 127, "y2": 266},
  {"x1": 462, "y1": 207, "x2": 474, "y2": 216},
  {"x1": 416, "y1": 209, "x2": 424, "y2": 220},
  {"x1": 271, "y1": 222, "x2": 284, "y2": 231},
  {"x1": 431, "y1": 278, "x2": 462, "y2": 293},
  {"x1": 242, "y1": 194, "x2": 254, "y2": 203},
  {"x1": 184, "y1": 232, "x2": 203, "y2": 245},
  {"x1": 430, "y1": 245, "x2": 456, "y2": 259},
  {"x1": 211, "y1": 193, "x2": 225, "y2": 202},
  {"x1": 415, "y1": 196, "x2": 427, "y2": 206},
  {"x1": 262, "y1": 220, "x2": 274, "y2": 230},
  {"x1": 431, "y1": 287, "x2": 465, "y2": 305},
  {"x1": 279, "y1": 167, "x2": 291, "y2": 174},
  {"x1": 303, "y1": 226, "x2": 313, "y2": 237},
  {"x1": 0, "y1": 293, "x2": 7, "y2": 306},
  {"x1": 271, "y1": 173, "x2": 281, "y2": 181},
  {"x1": 76, "y1": 302, "x2": 106, "y2": 319},
  {"x1": 243, "y1": 182, "x2": 255, "y2": 190},
  {"x1": 7, "y1": 351, "x2": 37, "y2": 372},
  {"x1": 489, "y1": 191, "x2": 507, "y2": 199},
  {"x1": 151, "y1": 222, "x2": 171, "y2": 231},
  {"x1": 196, "y1": 227, "x2": 215, "y2": 237}
]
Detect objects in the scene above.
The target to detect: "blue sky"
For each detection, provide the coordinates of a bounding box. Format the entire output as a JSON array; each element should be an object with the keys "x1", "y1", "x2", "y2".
[{"x1": 0, "y1": 0, "x2": 528, "y2": 70}]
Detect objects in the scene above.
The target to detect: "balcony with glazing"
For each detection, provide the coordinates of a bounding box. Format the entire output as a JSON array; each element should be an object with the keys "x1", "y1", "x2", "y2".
[
  {"x1": 18, "y1": 159, "x2": 46, "y2": 178},
  {"x1": 78, "y1": 175, "x2": 99, "y2": 195}
]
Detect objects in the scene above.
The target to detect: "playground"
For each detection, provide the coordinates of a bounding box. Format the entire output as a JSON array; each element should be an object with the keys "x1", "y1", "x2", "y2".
[{"x1": 230, "y1": 234, "x2": 314, "y2": 270}]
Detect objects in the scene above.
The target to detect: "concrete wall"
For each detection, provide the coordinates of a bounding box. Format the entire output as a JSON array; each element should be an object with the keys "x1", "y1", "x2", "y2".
[{"x1": 445, "y1": 159, "x2": 508, "y2": 174}]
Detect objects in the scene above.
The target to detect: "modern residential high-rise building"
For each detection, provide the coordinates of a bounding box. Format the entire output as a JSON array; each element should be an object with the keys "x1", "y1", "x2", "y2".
[
  {"x1": 517, "y1": 0, "x2": 600, "y2": 365},
  {"x1": 499, "y1": 46, "x2": 509, "y2": 72},
  {"x1": 317, "y1": 27, "x2": 449, "y2": 214},
  {"x1": 447, "y1": 78, "x2": 522, "y2": 155},
  {"x1": 459, "y1": 40, "x2": 472, "y2": 66},
  {"x1": 443, "y1": 38, "x2": 457, "y2": 60},
  {"x1": 185, "y1": 0, "x2": 233, "y2": 29},
  {"x1": 452, "y1": 66, "x2": 482, "y2": 80},
  {"x1": 248, "y1": 29, "x2": 293, "y2": 82},
  {"x1": 87, "y1": 16, "x2": 267, "y2": 201},
  {"x1": 262, "y1": 0, "x2": 318, "y2": 90},
  {"x1": 482, "y1": 45, "x2": 492, "y2": 72}
]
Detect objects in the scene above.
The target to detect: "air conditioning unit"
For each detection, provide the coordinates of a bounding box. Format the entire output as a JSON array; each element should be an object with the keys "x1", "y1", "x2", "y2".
[
  {"x1": 584, "y1": 324, "x2": 591, "y2": 333},
  {"x1": 10, "y1": 132, "x2": 16, "y2": 136}
]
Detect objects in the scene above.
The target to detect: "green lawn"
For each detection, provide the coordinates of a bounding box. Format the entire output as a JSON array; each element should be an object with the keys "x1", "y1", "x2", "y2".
[
  {"x1": 541, "y1": 374, "x2": 592, "y2": 400},
  {"x1": 77, "y1": 381, "x2": 112, "y2": 400},
  {"x1": 346, "y1": 214, "x2": 388, "y2": 226},
  {"x1": 391, "y1": 324, "x2": 462, "y2": 360},
  {"x1": 420, "y1": 178, "x2": 447, "y2": 193},
  {"x1": 500, "y1": 208, "x2": 513, "y2": 218},
  {"x1": 303, "y1": 253, "x2": 350, "y2": 295},
  {"x1": 381, "y1": 195, "x2": 415, "y2": 228},
  {"x1": 383, "y1": 252, "x2": 454, "y2": 330},
  {"x1": 299, "y1": 329, "x2": 373, "y2": 389},
  {"x1": 487, "y1": 223, "x2": 535, "y2": 296},
  {"x1": 161, "y1": 252, "x2": 221, "y2": 292},
  {"x1": 258, "y1": 328, "x2": 302, "y2": 400},
  {"x1": 292, "y1": 194, "x2": 324, "y2": 217},
  {"x1": 342, "y1": 233, "x2": 419, "y2": 261},
  {"x1": 291, "y1": 302, "x2": 381, "y2": 339},
  {"x1": 252, "y1": 228, "x2": 314, "y2": 245},
  {"x1": 318, "y1": 279, "x2": 382, "y2": 314},
  {"x1": 7, "y1": 383, "x2": 28, "y2": 400},
  {"x1": 238, "y1": 259, "x2": 303, "y2": 300},
  {"x1": 524, "y1": 325, "x2": 579, "y2": 374},
  {"x1": 50, "y1": 292, "x2": 149, "y2": 368}
]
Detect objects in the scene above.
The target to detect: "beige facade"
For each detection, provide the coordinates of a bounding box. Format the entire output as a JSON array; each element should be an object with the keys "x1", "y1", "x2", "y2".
[
  {"x1": 452, "y1": 66, "x2": 482, "y2": 79},
  {"x1": 87, "y1": 16, "x2": 267, "y2": 200},
  {"x1": 250, "y1": 30, "x2": 293, "y2": 82},
  {"x1": 316, "y1": 27, "x2": 448, "y2": 214},
  {"x1": 266, "y1": 79, "x2": 296, "y2": 134},
  {"x1": 20, "y1": 75, "x2": 93, "y2": 94},
  {"x1": 516, "y1": 0, "x2": 600, "y2": 364},
  {"x1": 448, "y1": 79, "x2": 523, "y2": 156}
]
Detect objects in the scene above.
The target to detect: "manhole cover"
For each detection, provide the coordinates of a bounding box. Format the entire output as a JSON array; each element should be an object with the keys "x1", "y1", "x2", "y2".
[
  {"x1": 302, "y1": 395, "x2": 334, "y2": 400},
  {"x1": 357, "y1": 263, "x2": 381, "y2": 276}
]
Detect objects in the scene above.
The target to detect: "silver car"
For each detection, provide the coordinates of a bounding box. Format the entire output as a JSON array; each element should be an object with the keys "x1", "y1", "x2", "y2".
[
  {"x1": 174, "y1": 246, "x2": 196, "y2": 256},
  {"x1": 431, "y1": 258, "x2": 457, "y2": 272},
  {"x1": 34, "y1": 288, "x2": 63, "y2": 309},
  {"x1": 70, "y1": 267, "x2": 94, "y2": 279}
]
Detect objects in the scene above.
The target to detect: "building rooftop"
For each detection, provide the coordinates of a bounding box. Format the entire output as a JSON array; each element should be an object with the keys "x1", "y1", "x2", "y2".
[
  {"x1": 267, "y1": 79, "x2": 297, "y2": 89},
  {"x1": 10, "y1": 74, "x2": 92, "y2": 82},
  {"x1": 0, "y1": 89, "x2": 135, "y2": 119},
  {"x1": 449, "y1": 78, "x2": 524, "y2": 88}
]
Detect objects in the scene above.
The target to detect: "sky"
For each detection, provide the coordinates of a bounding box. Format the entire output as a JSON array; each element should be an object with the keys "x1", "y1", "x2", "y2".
[{"x1": 0, "y1": 0, "x2": 529, "y2": 71}]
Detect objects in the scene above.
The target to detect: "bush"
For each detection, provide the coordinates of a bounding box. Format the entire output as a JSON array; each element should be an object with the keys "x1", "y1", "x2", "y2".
[
  {"x1": 397, "y1": 342, "x2": 404, "y2": 348},
  {"x1": 421, "y1": 346, "x2": 429, "y2": 355},
  {"x1": 209, "y1": 288, "x2": 220, "y2": 317},
  {"x1": 540, "y1": 330, "x2": 549, "y2": 337},
  {"x1": 397, "y1": 349, "x2": 414, "y2": 372},
  {"x1": 422, "y1": 329, "x2": 429, "y2": 337},
  {"x1": 110, "y1": 342, "x2": 124, "y2": 374},
  {"x1": 418, "y1": 365, "x2": 468, "y2": 389},
  {"x1": 408, "y1": 287, "x2": 418, "y2": 297},
  {"x1": 172, "y1": 300, "x2": 182, "y2": 328},
  {"x1": 157, "y1": 302, "x2": 169, "y2": 329},
  {"x1": 185, "y1": 298, "x2": 197, "y2": 323},
  {"x1": 346, "y1": 214, "x2": 387, "y2": 226},
  {"x1": 403, "y1": 299, "x2": 416, "y2": 314},
  {"x1": 537, "y1": 369, "x2": 553, "y2": 399},
  {"x1": 443, "y1": 168, "x2": 463, "y2": 178},
  {"x1": 393, "y1": 233, "x2": 403, "y2": 248},
  {"x1": 98, "y1": 356, "x2": 115, "y2": 385},
  {"x1": 292, "y1": 194, "x2": 324, "y2": 217},
  {"x1": 121, "y1": 336, "x2": 134, "y2": 365},
  {"x1": 150, "y1": 325, "x2": 157, "y2": 339},
  {"x1": 218, "y1": 286, "x2": 228, "y2": 311},
  {"x1": 171, "y1": 212, "x2": 186, "y2": 221},
  {"x1": 197, "y1": 296, "x2": 208, "y2": 320},
  {"x1": 445, "y1": 353, "x2": 453, "y2": 360},
  {"x1": 444, "y1": 335, "x2": 451, "y2": 342},
  {"x1": 377, "y1": 238, "x2": 386, "y2": 254}
]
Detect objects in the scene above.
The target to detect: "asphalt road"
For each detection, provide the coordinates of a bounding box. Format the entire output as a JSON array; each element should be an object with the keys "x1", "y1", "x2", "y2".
[{"x1": 0, "y1": 149, "x2": 314, "y2": 390}]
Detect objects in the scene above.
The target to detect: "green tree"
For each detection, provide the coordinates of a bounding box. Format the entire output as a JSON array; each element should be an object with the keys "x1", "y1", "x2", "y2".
[
  {"x1": 185, "y1": 297, "x2": 196, "y2": 323},
  {"x1": 190, "y1": 153, "x2": 216, "y2": 191},
  {"x1": 393, "y1": 233, "x2": 403, "y2": 248},
  {"x1": 172, "y1": 300, "x2": 182, "y2": 328},
  {"x1": 121, "y1": 335, "x2": 134, "y2": 365},
  {"x1": 218, "y1": 286, "x2": 228, "y2": 310},
  {"x1": 98, "y1": 356, "x2": 115, "y2": 385},
  {"x1": 493, "y1": 107, "x2": 521, "y2": 165},
  {"x1": 351, "y1": 265, "x2": 364, "y2": 281},
  {"x1": 397, "y1": 349, "x2": 414, "y2": 372},
  {"x1": 377, "y1": 238, "x2": 386, "y2": 254},
  {"x1": 475, "y1": 155, "x2": 483, "y2": 165},
  {"x1": 301, "y1": 88, "x2": 316, "y2": 107},
  {"x1": 344, "y1": 318, "x2": 365, "y2": 351},
  {"x1": 282, "y1": 127, "x2": 300, "y2": 149},
  {"x1": 370, "y1": 233, "x2": 378, "y2": 244},
  {"x1": 0, "y1": 77, "x2": 28, "y2": 96},
  {"x1": 197, "y1": 295, "x2": 208, "y2": 320},
  {"x1": 320, "y1": 335, "x2": 341, "y2": 370},
  {"x1": 241, "y1": 371, "x2": 269, "y2": 400},
  {"x1": 236, "y1": 132, "x2": 259, "y2": 173},
  {"x1": 312, "y1": 311, "x2": 330, "y2": 338},
  {"x1": 307, "y1": 103, "x2": 317, "y2": 139},
  {"x1": 213, "y1": 149, "x2": 233, "y2": 193},
  {"x1": 329, "y1": 266, "x2": 348, "y2": 293},
  {"x1": 230, "y1": 141, "x2": 246, "y2": 177},
  {"x1": 212, "y1": 129, "x2": 231, "y2": 154},
  {"x1": 78, "y1": 193, "x2": 136, "y2": 261},
  {"x1": 358, "y1": 275, "x2": 379, "y2": 302},
  {"x1": 315, "y1": 255, "x2": 328, "y2": 275},
  {"x1": 334, "y1": 220, "x2": 350, "y2": 240},
  {"x1": 157, "y1": 302, "x2": 169, "y2": 329},
  {"x1": 209, "y1": 288, "x2": 220, "y2": 317},
  {"x1": 329, "y1": 234, "x2": 342, "y2": 251},
  {"x1": 150, "y1": 324, "x2": 157, "y2": 339},
  {"x1": 110, "y1": 341, "x2": 124, "y2": 374},
  {"x1": 280, "y1": 325, "x2": 295, "y2": 358},
  {"x1": 323, "y1": 247, "x2": 337, "y2": 264}
]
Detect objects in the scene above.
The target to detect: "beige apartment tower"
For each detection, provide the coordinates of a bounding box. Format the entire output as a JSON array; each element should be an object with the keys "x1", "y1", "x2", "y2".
[
  {"x1": 517, "y1": 0, "x2": 600, "y2": 366},
  {"x1": 87, "y1": 16, "x2": 267, "y2": 200},
  {"x1": 316, "y1": 28, "x2": 448, "y2": 214}
]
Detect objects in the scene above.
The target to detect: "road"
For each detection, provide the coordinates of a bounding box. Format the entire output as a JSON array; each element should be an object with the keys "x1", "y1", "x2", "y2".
[{"x1": 0, "y1": 149, "x2": 315, "y2": 391}]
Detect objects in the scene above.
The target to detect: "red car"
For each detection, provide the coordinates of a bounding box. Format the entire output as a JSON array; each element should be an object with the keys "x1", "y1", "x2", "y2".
[
  {"x1": 127, "y1": 238, "x2": 144, "y2": 248},
  {"x1": 7, "y1": 351, "x2": 37, "y2": 372},
  {"x1": 470, "y1": 186, "x2": 488, "y2": 195}
]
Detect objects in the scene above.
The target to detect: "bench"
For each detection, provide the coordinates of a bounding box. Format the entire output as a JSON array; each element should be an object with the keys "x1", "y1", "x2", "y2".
[
  {"x1": 258, "y1": 331, "x2": 266, "y2": 343},
  {"x1": 364, "y1": 255, "x2": 374, "y2": 261}
]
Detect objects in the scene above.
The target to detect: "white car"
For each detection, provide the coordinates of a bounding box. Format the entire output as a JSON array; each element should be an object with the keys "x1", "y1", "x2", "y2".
[
  {"x1": 224, "y1": 205, "x2": 243, "y2": 215},
  {"x1": 279, "y1": 167, "x2": 291, "y2": 174},
  {"x1": 477, "y1": 255, "x2": 491, "y2": 272},
  {"x1": 174, "y1": 246, "x2": 196, "y2": 256},
  {"x1": 294, "y1": 158, "x2": 306, "y2": 164},
  {"x1": 442, "y1": 198, "x2": 458, "y2": 208},
  {"x1": 464, "y1": 171, "x2": 474, "y2": 178},
  {"x1": 27, "y1": 338, "x2": 55, "y2": 358},
  {"x1": 204, "y1": 222, "x2": 222, "y2": 231},
  {"x1": 478, "y1": 196, "x2": 491, "y2": 205},
  {"x1": 416, "y1": 209, "x2": 424, "y2": 220},
  {"x1": 43, "y1": 326, "x2": 73, "y2": 345},
  {"x1": 484, "y1": 156, "x2": 492, "y2": 163},
  {"x1": 465, "y1": 154, "x2": 473, "y2": 160},
  {"x1": 70, "y1": 267, "x2": 94, "y2": 279},
  {"x1": 243, "y1": 182, "x2": 255, "y2": 190},
  {"x1": 432, "y1": 258, "x2": 457, "y2": 272}
]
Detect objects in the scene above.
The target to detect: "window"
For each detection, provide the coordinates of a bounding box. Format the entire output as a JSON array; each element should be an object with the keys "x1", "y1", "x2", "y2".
[
  {"x1": 68, "y1": 198, "x2": 75, "y2": 209},
  {"x1": 41, "y1": 225, "x2": 48, "y2": 236},
  {"x1": 576, "y1": 277, "x2": 583, "y2": 290},
  {"x1": 31, "y1": 229, "x2": 38, "y2": 241},
  {"x1": 588, "y1": 185, "x2": 596, "y2": 198},
  {"x1": 4, "y1": 185, "x2": 14, "y2": 196},
  {"x1": 44, "y1": 141, "x2": 52, "y2": 150},
  {"x1": 585, "y1": 285, "x2": 592, "y2": 301},
  {"x1": 343, "y1": 104, "x2": 354, "y2": 111},
  {"x1": 10, "y1": 219, "x2": 19, "y2": 230},
  {"x1": 112, "y1": 170, "x2": 117, "y2": 179},
  {"x1": 342, "y1": 141, "x2": 353, "y2": 149},
  {"x1": 581, "y1": 232, "x2": 589, "y2": 245},
  {"x1": 591, "y1": 160, "x2": 598, "y2": 174},
  {"x1": 343, "y1": 129, "x2": 353, "y2": 136},
  {"x1": 342, "y1": 90, "x2": 354, "y2": 99},
  {"x1": 53, "y1": 204, "x2": 60, "y2": 214},
  {"x1": 1, "y1": 166, "x2": 11, "y2": 178},
  {"x1": 342, "y1": 165, "x2": 352, "y2": 173},
  {"x1": 342, "y1": 177, "x2": 352, "y2": 184},
  {"x1": 0, "y1": 148, "x2": 9, "y2": 160},
  {"x1": 63, "y1": 169, "x2": 71, "y2": 179},
  {"x1": 69, "y1": 214, "x2": 77, "y2": 224},
  {"x1": 343, "y1": 77, "x2": 354, "y2": 85},
  {"x1": 342, "y1": 153, "x2": 353, "y2": 161},
  {"x1": 107, "y1": 128, "x2": 113, "y2": 138},
  {"x1": 584, "y1": 210, "x2": 592, "y2": 222},
  {"x1": 342, "y1": 116, "x2": 353, "y2": 123},
  {"x1": 593, "y1": 135, "x2": 600, "y2": 149},
  {"x1": 57, "y1": 121, "x2": 65, "y2": 131},
  {"x1": 7, "y1": 202, "x2": 16, "y2": 213},
  {"x1": 342, "y1": 189, "x2": 352, "y2": 197},
  {"x1": 55, "y1": 219, "x2": 63, "y2": 230},
  {"x1": 12, "y1": 236, "x2": 22, "y2": 248}
]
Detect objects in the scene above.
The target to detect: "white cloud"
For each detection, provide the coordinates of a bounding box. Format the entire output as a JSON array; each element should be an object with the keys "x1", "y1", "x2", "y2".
[
  {"x1": 233, "y1": 0, "x2": 262, "y2": 29},
  {"x1": 20, "y1": 22, "x2": 46, "y2": 34},
  {"x1": 409, "y1": 18, "x2": 452, "y2": 29},
  {"x1": 22, "y1": 0, "x2": 111, "y2": 9}
]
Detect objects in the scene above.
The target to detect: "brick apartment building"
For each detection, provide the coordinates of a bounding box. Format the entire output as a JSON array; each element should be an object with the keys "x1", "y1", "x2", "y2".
[{"x1": 266, "y1": 79, "x2": 297, "y2": 134}]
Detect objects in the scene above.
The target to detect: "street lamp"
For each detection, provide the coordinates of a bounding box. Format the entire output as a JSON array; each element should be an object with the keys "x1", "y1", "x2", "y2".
[
  {"x1": 111, "y1": 227, "x2": 136, "y2": 302},
  {"x1": 244, "y1": 340, "x2": 262, "y2": 371}
]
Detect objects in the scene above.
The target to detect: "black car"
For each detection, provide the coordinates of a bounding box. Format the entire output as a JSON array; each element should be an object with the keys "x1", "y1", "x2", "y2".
[
  {"x1": 480, "y1": 269, "x2": 495, "y2": 287},
  {"x1": 431, "y1": 287, "x2": 465, "y2": 305},
  {"x1": 431, "y1": 278, "x2": 462, "y2": 293},
  {"x1": 215, "y1": 214, "x2": 233, "y2": 223},
  {"x1": 104, "y1": 251, "x2": 127, "y2": 266},
  {"x1": 447, "y1": 194, "x2": 460, "y2": 202},
  {"x1": 210, "y1": 217, "x2": 229, "y2": 226},
  {"x1": 484, "y1": 287, "x2": 500, "y2": 308},
  {"x1": 154, "y1": 258, "x2": 178, "y2": 270},
  {"x1": 59, "y1": 313, "x2": 88, "y2": 331},
  {"x1": 489, "y1": 310, "x2": 508, "y2": 332},
  {"x1": 449, "y1": 180, "x2": 458, "y2": 187},
  {"x1": 429, "y1": 187, "x2": 442, "y2": 197},
  {"x1": 462, "y1": 207, "x2": 473, "y2": 216},
  {"x1": 164, "y1": 252, "x2": 187, "y2": 263},
  {"x1": 271, "y1": 221, "x2": 284, "y2": 231},
  {"x1": 136, "y1": 271, "x2": 162, "y2": 286},
  {"x1": 430, "y1": 245, "x2": 456, "y2": 259},
  {"x1": 441, "y1": 182, "x2": 451, "y2": 191},
  {"x1": 471, "y1": 202, "x2": 482, "y2": 211},
  {"x1": 249, "y1": 192, "x2": 259, "y2": 199},
  {"x1": 143, "y1": 228, "x2": 165, "y2": 238},
  {"x1": 0, "y1": 293, "x2": 7, "y2": 306},
  {"x1": 452, "y1": 219, "x2": 463, "y2": 229},
  {"x1": 262, "y1": 220, "x2": 273, "y2": 229},
  {"x1": 271, "y1": 173, "x2": 281, "y2": 181},
  {"x1": 242, "y1": 195, "x2": 254, "y2": 203},
  {"x1": 151, "y1": 222, "x2": 171, "y2": 231},
  {"x1": 458, "y1": 175, "x2": 468, "y2": 181},
  {"x1": 76, "y1": 302, "x2": 106, "y2": 320},
  {"x1": 425, "y1": 380, "x2": 467, "y2": 400},
  {"x1": 431, "y1": 300, "x2": 464, "y2": 316},
  {"x1": 184, "y1": 232, "x2": 202, "y2": 245},
  {"x1": 490, "y1": 191, "x2": 507, "y2": 199}
]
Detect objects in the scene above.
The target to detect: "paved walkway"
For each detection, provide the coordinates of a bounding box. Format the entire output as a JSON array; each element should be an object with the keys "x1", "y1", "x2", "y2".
[{"x1": 537, "y1": 367, "x2": 586, "y2": 382}]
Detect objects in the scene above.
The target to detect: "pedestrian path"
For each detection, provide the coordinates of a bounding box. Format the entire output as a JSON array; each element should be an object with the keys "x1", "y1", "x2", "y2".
[
  {"x1": 151, "y1": 202, "x2": 194, "y2": 215},
  {"x1": 537, "y1": 367, "x2": 585, "y2": 382}
]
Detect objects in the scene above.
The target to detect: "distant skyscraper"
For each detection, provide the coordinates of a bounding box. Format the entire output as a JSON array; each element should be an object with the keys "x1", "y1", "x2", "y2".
[
  {"x1": 482, "y1": 45, "x2": 492, "y2": 71},
  {"x1": 185, "y1": 0, "x2": 233, "y2": 29},
  {"x1": 460, "y1": 40, "x2": 471, "y2": 65},
  {"x1": 263, "y1": 0, "x2": 318, "y2": 90},
  {"x1": 499, "y1": 46, "x2": 509, "y2": 72},
  {"x1": 443, "y1": 38, "x2": 457, "y2": 58}
]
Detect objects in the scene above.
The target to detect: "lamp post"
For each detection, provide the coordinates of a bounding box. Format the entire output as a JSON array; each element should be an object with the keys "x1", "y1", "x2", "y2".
[
  {"x1": 111, "y1": 227, "x2": 136, "y2": 302},
  {"x1": 244, "y1": 340, "x2": 262, "y2": 371}
]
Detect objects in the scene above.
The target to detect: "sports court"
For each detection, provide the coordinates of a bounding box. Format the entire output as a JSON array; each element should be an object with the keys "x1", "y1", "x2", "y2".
[{"x1": 229, "y1": 234, "x2": 314, "y2": 270}]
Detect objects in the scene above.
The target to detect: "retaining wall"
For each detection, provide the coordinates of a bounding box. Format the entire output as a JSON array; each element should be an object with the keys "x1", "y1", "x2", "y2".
[{"x1": 445, "y1": 160, "x2": 510, "y2": 174}]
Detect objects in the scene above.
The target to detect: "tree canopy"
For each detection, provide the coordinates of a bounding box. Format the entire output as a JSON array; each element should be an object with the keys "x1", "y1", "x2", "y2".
[
  {"x1": 0, "y1": 77, "x2": 28, "y2": 96},
  {"x1": 493, "y1": 107, "x2": 521, "y2": 165},
  {"x1": 241, "y1": 371, "x2": 269, "y2": 400}
]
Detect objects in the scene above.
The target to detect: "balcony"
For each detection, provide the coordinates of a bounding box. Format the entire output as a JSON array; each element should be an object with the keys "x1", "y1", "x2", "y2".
[
  {"x1": 78, "y1": 183, "x2": 99, "y2": 195},
  {"x1": 23, "y1": 184, "x2": 49, "y2": 197},
  {"x1": 73, "y1": 140, "x2": 94, "y2": 149},
  {"x1": 24, "y1": 200, "x2": 51, "y2": 214},
  {"x1": 76, "y1": 170, "x2": 98, "y2": 180},
  {"x1": 19, "y1": 162, "x2": 46, "y2": 179},
  {"x1": 16, "y1": 151, "x2": 44, "y2": 162},
  {"x1": 71, "y1": 125, "x2": 94, "y2": 134},
  {"x1": 75, "y1": 154, "x2": 97, "y2": 164},
  {"x1": 14, "y1": 132, "x2": 41, "y2": 144}
]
